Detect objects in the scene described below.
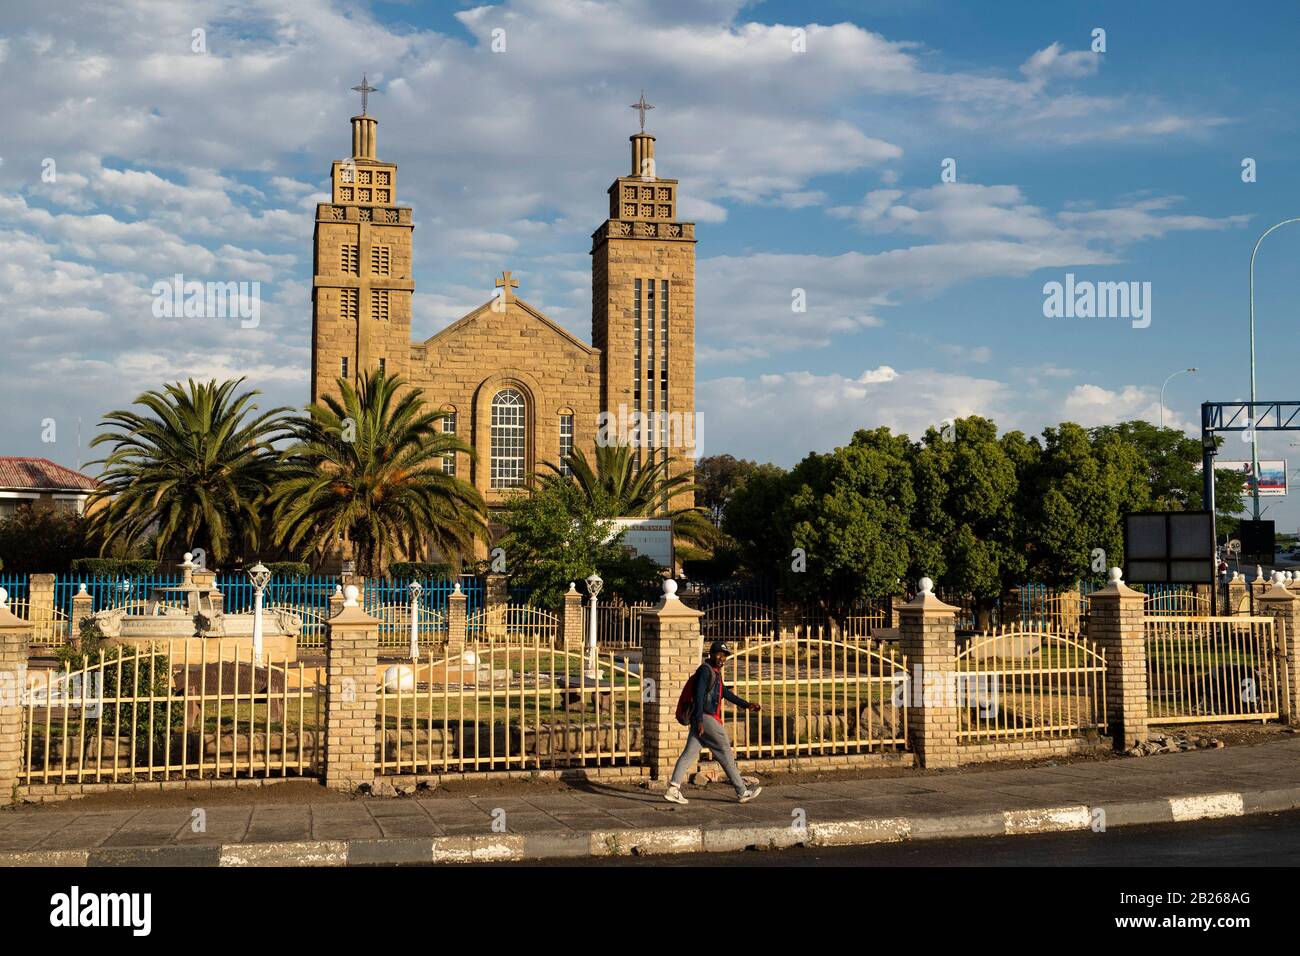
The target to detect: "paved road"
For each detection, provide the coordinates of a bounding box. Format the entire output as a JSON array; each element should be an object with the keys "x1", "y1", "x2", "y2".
[{"x1": 527, "y1": 808, "x2": 1300, "y2": 866}]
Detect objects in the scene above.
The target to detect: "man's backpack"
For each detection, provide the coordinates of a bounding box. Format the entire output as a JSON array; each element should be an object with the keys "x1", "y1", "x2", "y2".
[{"x1": 675, "y1": 666, "x2": 717, "y2": 726}]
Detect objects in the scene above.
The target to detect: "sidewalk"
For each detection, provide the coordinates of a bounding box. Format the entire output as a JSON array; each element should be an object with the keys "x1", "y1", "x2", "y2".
[{"x1": 3, "y1": 737, "x2": 1300, "y2": 866}]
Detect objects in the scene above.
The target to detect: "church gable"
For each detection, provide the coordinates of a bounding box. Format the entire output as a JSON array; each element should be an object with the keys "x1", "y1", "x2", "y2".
[{"x1": 419, "y1": 292, "x2": 598, "y2": 360}]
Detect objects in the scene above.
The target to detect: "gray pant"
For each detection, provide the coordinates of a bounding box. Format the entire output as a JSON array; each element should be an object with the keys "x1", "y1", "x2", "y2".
[{"x1": 670, "y1": 715, "x2": 747, "y2": 796}]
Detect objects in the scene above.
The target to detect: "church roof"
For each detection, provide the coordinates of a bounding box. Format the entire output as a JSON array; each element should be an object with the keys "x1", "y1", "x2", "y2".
[{"x1": 421, "y1": 294, "x2": 599, "y2": 355}]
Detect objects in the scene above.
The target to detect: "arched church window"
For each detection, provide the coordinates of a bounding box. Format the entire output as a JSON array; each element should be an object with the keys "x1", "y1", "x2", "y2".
[{"x1": 491, "y1": 388, "x2": 527, "y2": 488}]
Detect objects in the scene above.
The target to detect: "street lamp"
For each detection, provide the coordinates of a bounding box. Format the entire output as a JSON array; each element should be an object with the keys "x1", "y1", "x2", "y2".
[
  {"x1": 408, "y1": 581, "x2": 423, "y2": 662},
  {"x1": 585, "y1": 572, "x2": 603, "y2": 681},
  {"x1": 247, "y1": 562, "x2": 271, "y2": 664},
  {"x1": 1159, "y1": 367, "x2": 1197, "y2": 430},
  {"x1": 1248, "y1": 217, "x2": 1300, "y2": 520}
]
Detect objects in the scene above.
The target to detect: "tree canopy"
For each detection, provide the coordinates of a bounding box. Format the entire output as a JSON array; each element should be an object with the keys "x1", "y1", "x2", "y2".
[{"x1": 722, "y1": 417, "x2": 1246, "y2": 608}]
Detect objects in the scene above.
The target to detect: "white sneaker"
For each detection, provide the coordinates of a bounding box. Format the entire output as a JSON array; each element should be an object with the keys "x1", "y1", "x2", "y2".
[
  {"x1": 738, "y1": 786, "x2": 762, "y2": 804},
  {"x1": 664, "y1": 785, "x2": 689, "y2": 805}
]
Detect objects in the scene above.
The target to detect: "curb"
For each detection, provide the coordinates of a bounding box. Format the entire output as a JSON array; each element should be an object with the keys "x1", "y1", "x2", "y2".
[{"x1": 2, "y1": 785, "x2": 1298, "y2": 867}]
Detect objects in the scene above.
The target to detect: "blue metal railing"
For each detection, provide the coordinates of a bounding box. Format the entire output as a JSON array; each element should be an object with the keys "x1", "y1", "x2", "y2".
[
  {"x1": 0, "y1": 573, "x2": 29, "y2": 603},
  {"x1": 366, "y1": 575, "x2": 483, "y2": 621}
]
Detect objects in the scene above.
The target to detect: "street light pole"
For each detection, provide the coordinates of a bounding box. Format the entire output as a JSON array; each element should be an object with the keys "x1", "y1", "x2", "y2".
[
  {"x1": 1249, "y1": 218, "x2": 1300, "y2": 520},
  {"x1": 1159, "y1": 367, "x2": 1198, "y2": 430},
  {"x1": 247, "y1": 562, "x2": 271, "y2": 665},
  {"x1": 584, "y1": 572, "x2": 603, "y2": 680}
]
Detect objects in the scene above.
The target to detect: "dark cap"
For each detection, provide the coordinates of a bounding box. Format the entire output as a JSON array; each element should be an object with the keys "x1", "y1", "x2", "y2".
[{"x1": 708, "y1": 641, "x2": 733, "y2": 657}]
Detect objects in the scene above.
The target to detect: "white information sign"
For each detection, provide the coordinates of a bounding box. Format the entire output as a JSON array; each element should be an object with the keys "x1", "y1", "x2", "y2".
[{"x1": 606, "y1": 518, "x2": 673, "y2": 567}]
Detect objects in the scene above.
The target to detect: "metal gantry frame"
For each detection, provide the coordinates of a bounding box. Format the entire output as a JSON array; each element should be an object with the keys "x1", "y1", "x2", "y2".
[{"x1": 1200, "y1": 401, "x2": 1300, "y2": 584}]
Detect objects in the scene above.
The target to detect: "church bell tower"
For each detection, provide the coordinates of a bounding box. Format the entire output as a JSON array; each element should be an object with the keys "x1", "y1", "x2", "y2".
[
  {"x1": 311, "y1": 76, "x2": 415, "y2": 404},
  {"x1": 591, "y1": 94, "x2": 698, "y2": 505}
]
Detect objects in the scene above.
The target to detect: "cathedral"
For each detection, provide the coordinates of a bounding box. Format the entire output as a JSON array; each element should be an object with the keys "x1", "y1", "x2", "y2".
[{"x1": 309, "y1": 90, "x2": 697, "y2": 526}]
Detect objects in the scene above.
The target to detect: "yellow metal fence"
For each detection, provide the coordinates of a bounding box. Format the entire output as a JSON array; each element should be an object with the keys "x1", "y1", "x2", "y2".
[
  {"x1": 7, "y1": 600, "x2": 68, "y2": 647},
  {"x1": 701, "y1": 601, "x2": 776, "y2": 640},
  {"x1": 21, "y1": 641, "x2": 324, "y2": 785},
  {"x1": 466, "y1": 605, "x2": 560, "y2": 647},
  {"x1": 376, "y1": 642, "x2": 642, "y2": 774},
  {"x1": 1145, "y1": 616, "x2": 1279, "y2": 723},
  {"x1": 718, "y1": 629, "x2": 908, "y2": 758},
  {"x1": 955, "y1": 626, "x2": 1107, "y2": 743}
]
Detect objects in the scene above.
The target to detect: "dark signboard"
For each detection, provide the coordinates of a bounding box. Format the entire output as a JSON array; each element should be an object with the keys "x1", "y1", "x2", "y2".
[
  {"x1": 1237, "y1": 520, "x2": 1275, "y2": 563},
  {"x1": 1123, "y1": 511, "x2": 1215, "y2": 584}
]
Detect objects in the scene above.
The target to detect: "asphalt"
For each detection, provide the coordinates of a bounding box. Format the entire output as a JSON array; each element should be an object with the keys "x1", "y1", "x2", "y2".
[{"x1": 3, "y1": 737, "x2": 1300, "y2": 866}]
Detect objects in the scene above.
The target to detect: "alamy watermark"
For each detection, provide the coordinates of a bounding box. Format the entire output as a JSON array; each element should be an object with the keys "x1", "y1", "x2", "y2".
[
  {"x1": 151, "y1": 273, "x2": 261, "y2": 328},
  {"x1": 1042, "y1": 274, "x2": 1151, "y2": 329},
  {"x1": 596, "y1": 405, "x2": 703, "y2": 456}
]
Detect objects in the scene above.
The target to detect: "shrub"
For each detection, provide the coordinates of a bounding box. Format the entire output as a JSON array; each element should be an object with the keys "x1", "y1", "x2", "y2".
[
  {"x1": 265, "y1": 561, "x2": 311, "y2": 579},
  {"x1": 70, "y1": 557, "x2": 161, "y2": 577},
  {"x1": 55, "y1": 620, "x2": 178, "y2": 763}
]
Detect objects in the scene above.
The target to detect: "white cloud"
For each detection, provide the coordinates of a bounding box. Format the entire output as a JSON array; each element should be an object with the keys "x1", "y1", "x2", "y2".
[{"x1": 1020, "y1": 43, "x2": 1101, "y2": 86}]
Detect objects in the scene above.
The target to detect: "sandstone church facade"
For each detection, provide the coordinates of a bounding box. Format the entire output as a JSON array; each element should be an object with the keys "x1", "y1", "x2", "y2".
[{"x1": 309, "y1": 99, "x2": 697, "y2": 523}]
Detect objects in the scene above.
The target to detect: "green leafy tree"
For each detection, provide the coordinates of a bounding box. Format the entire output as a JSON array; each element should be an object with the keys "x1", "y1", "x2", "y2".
[
  {"x1": 498, "y1": 477, "x2": 661, "y2": 608},
  {"x1": 781, "y1": 427, "x2": 916, "y2": 618},
  {"x1": 718, "y1": 463, "x2": 791, "y2": 580},
  {"x1": 1089, "y1": 421, "x2": 1246, "y2": 521},
  {"x1": 550, "y1": 443, "x2": 715, "y2": 548},
  {"x1": 0, "y1": 507, "x2": 93, "y2": 573},
  {"x1": 270, "y1": 371, "x2": 488, "y2": 576},
  {"x1": 87, "y1": 378, "x2": 293, "y2": 566},
  {"x1": 694, "y1": 454, "x2": 765, "y2": 521},
  {"x1": 908, "y1": 417, "x2": 1024, "y2": 626},
  {"x1": 1020, "y1": 423, "x2": 1152, "y2": 586}
]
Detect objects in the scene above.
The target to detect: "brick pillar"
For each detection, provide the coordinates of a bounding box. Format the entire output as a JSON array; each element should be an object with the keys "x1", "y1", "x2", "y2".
[
  {"x1": 324, "y1": 586, "x2": 378, "y2": 792},
  {"x1": 1227, "y1": 573, "x2": 1247, "y2": 617},
  {"x1": 640, "y1": 579, "x2": 703, "y2": 785},
  {"x1": 1258, "y1": 576, "x2": 1300, "y2": 725},
  {"x1": 897, "y1": 579, "x2": 959, "y2": 769},
  {"x1": 70, "y1": 586, "x2": 94, "y2": 649},
  {"x1": 775, "y1": 588, "x2": 802, "y2": 636},
  {"x1": 1087, "y1": 568, "x2": 1148, "y2": 750},
  {"x1": 485, "y1": 573, "x2": 508, "y2": 613},
  {"x1": 561, "y1": 583, "x2": 584, "y2": 649},
  {"x1": 328, "y1": 584, "x2": 345, "y2": 618},
  {"x1": 0, "y1": 588, "x2": 33, "y2": 805},
  {"x1": 446, "y1": 583, "x2": 467, "y2": 654},
  {"x1": 28, "y1": 573, "x2": 55, "y2": 643}
]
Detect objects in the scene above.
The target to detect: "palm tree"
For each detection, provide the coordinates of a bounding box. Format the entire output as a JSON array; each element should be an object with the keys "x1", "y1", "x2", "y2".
[
  {"x1": 87, "y1": 378, "x2": 293, "y2": 565},
  {"x1": 270, "y1": 370, "x2": 488, "y2": 576},
  {"x1": 545, "y1": 443, "x2": 715, "y2": 548}
]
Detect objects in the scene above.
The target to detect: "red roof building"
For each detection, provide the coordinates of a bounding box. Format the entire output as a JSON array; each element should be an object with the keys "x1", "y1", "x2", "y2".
[{"x1": 0, "y1": 457, "x2": 99, "y2": 518}]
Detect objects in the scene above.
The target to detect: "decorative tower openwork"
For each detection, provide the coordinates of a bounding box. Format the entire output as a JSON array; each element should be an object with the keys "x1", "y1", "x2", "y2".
[
  {"x1": 590, "y1": 94, "x2": 698, "y2": 509},
  {"x1": 311, "y1": 75, "x2": 415, "y2": 404}
]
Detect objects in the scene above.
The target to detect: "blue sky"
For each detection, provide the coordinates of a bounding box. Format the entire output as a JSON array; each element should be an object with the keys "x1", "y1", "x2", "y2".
[{"x1": 1, "y1": 0, "x2": 1299, "y2": 525}]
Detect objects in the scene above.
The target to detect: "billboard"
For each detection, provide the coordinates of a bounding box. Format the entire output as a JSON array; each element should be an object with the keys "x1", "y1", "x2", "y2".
[
  {"x1": 1215, "y1": 459, "x2": 1287, "y2": 497},
  {"x1": 1123, "y1": 511, "x2": 1215, "y2": 584}
]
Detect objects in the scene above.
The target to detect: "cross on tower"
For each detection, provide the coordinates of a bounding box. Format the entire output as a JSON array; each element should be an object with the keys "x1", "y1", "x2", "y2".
[
  {"x1": 351, "y1": 74, "x2": 378, "y2": 115},
  {"x1": 629, "y1": 91, "x2": 654, "y2": 132},
  {"x1": 495, "y1": 270, "x2": 520, "y2": 304}
]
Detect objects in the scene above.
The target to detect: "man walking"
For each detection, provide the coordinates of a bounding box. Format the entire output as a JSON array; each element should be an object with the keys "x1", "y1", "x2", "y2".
[{"x1": 665, "y1": 640, "x2": 763, "y2": 805}]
